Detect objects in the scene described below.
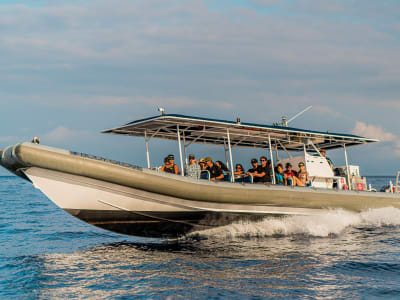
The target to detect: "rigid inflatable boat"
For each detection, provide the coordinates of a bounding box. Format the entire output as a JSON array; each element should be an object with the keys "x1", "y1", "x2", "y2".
[{"x1": 1, "y1": 114, "x2": 399, "y2": 238}]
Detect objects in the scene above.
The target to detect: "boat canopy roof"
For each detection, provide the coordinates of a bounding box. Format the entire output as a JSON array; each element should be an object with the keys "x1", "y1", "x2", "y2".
[{"x1": 102, "y1": 114, "x2": 378, "y2": 151}]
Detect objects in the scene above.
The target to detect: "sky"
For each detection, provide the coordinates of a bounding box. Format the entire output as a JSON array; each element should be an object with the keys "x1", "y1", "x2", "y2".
[{"x1": 0, "y1": 0, "x2": 399, "y2": 175}]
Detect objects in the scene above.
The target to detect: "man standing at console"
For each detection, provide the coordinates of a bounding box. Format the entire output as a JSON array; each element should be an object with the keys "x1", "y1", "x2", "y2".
[{"x1": 320, "y1": 149, "x2": 334, "y2": 169}]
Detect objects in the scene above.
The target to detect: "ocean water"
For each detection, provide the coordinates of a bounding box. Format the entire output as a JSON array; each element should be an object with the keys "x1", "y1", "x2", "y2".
[{"x1": 1, "y1": 175, "x2": 400, "y2": 299}]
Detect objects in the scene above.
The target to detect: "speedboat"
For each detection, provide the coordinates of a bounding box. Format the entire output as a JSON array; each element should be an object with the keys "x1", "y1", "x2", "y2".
[{"x1": 1, "y1": 114, "x2": 399, "y2": 238}]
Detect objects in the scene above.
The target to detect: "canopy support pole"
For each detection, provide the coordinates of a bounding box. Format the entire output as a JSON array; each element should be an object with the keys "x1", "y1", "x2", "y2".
[
  {"x1": 183, "y1": 131, "x2": 188, "y2": 165},
  {"x1": 268, "y1": 135, "x2": 276, "y2": 184},
  {"x1": 224, "y1": 139, "x2": 229, "y2": 170},
  {"x1": 278, "y1": 141, "x2": 293, "y2": 159},
  {"x1": 177, "y1": 125, "x2": 184, "y2": 176},
  {"x1": 275, "y1": 141, "x2": 279, "y2": 161},
  {"x1": 144, "y1": 130, "x2": 150, "y2": 168},
  {"x1": 226, "y1": 129, "x2": 235, "y2": 182},
  {"x1": 309, "y1": 140, "x2": 322, "y2": 157},
  {"x1": 344, "y1": 144, "x2": 351, "y2": 190}
]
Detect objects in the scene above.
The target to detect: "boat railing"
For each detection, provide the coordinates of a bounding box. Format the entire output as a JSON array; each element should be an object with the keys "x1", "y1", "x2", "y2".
[
  {"x1": 234, "y1": 174, "x2": 253, "y2": 184},
  {"x1": 200, "y1": 170, "x2": 210, "y2": 180}
]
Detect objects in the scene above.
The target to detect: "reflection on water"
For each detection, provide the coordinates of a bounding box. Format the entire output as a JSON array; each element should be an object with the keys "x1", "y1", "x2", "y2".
[
  {"x1": 6, "y1": 224, "x2": 400, "y2": 299},
  {"x1": 2, "y1": 176, "x2": 400, "y2": 299}
]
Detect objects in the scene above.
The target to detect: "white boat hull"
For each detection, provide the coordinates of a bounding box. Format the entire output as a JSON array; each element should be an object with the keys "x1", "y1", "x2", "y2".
[{"x1": 24, "y1": 167, "x2": 327, "y2": 237}]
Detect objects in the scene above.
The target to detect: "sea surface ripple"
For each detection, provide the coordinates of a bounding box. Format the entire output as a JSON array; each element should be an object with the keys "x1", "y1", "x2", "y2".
[{"x1": 1, "y1": 175, "x2": 399, "y2": 299}]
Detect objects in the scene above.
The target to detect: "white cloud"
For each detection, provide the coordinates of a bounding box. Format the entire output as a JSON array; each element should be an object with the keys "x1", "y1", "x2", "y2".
[
  {"x1": 352, "y1": 121, "x2": 400, "y2": 157},
  {"x1": 0, "y1": 136, "x2": 23, "y2": 144},
  {"x1": 352, "y1": 121, "x2": 395, "y2": 141},
  {"x1": 42, "y1": 127, "x2": 95, "y2": 144},
  {"x1": 0, "y1": 0, "x2": 399, "y2": 172},
  {"x1": 312, "y1": 106, "x2": 345, "y2": 119}
]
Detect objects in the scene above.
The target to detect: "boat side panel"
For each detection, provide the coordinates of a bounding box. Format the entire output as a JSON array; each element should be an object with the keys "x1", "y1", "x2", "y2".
[{"x1": 8, "y1": 143, "x2": 400, "y2": 211}]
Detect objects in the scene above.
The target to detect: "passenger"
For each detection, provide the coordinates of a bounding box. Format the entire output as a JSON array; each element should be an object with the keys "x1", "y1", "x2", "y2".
[
  {"x1": 199, "y1": 158, "x2": 207, "y2": 171},
  {"x1": 246, "y1": 158, "x2": 260, "y2": 183},
  {"x1": 256, "y1": 156, "x2": 272, "y2": 183},
  {"x1": 160, "y1": 154, "x2": 179, "y2": 175},
  {"x1": 295, "y1": 162, "x2": 310, "y2": 186},
  {"x1": 215, "y1": 161, "x2": 229, "y2": 176},
  {"x1": 205, "y1": 157, "x2": 224, "y2": 181},
  {"x1": 284, "y1": 163, "x2": 297, "y2": 186},
  {"x1": 275, "y1": 164, "x2": 284, "y2": 185},
  {"x1": 234, "y1": 164, "x2": 244, "y2": 176},
  {"x1": 320, "y1": 149, "x2": 334, "y2": 169},
  {"x1": 248, "y1": 156, "x2": 271, "y2": 183},
  {"x1": 184, "y1": 154, "x2": 201, "y2": 179}
]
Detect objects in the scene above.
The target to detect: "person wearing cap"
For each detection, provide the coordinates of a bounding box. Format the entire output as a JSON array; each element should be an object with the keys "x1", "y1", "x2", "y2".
[
  {"x1": 198, "y1": 158, "x2": 207, "y2": 171},
  {"x1": 205, "y1": 157, "x2": 224, "y2": 181},
  {"x1": 160, "y1": 154, "x2": 179, "y2": 175},
  {"x1": 246, "y1": 158, "x2": 261, "y2": 183},
  {"x1": 319, "y1": 149, "x2": 334, "y2": 169},
  {"x1": 184, "y1": 154, "x2": 201, "y2": 179},
  {"x1": 284, "y1": 162, "x2": 297, "y2": 186}
]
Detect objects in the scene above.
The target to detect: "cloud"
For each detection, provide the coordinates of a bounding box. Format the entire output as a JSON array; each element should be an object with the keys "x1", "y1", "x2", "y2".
[
  {"x1": 312, "y1": 106, "x2": 345, "y2": 119},
  {"x1": 352, "y1": 121, "x2": 395, "y2": 141},
  {"x1": 41, "y1": 127, "x2": 95, "y2": 144},
  {"x1": 0, "y1": 136, "x2": 23, "y2": 144},
  {"x1": 0, "y1": 0, "x2": 399, "y2": 172},
  {"x1": 352, "y1": 121, "x2": 400, "y2": 157},
  {"x1": 247, "y1": 0, "x2": 284, "y2": 7}
]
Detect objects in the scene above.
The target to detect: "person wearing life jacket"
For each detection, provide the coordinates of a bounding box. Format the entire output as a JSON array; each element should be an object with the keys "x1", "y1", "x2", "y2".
[{"x1": 160, "y1": 154, "x2": 179, "y2": 175}]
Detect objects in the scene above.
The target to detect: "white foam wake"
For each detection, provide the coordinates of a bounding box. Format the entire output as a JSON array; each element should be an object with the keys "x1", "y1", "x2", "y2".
[{"x1": 191, "y1": 207, "x2": 400, "y2": 238}]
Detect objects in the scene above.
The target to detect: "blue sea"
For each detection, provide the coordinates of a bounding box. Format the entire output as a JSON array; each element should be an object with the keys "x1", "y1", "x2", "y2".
[{"x1": 1, "y1": 175, "x2": 400, "y2": 299}]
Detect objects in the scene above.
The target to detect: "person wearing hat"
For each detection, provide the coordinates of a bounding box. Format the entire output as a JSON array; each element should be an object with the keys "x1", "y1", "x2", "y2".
[
  {"x1": 160, "y1": 154, "x2": 179, "y2": 175},
  {"x1": 198, "y1": 158, "x2": 207, "y2": 171},
  {"x1": 246, "y1": 158, "x2": 261, "y2": 183},
  {"x1": 184, "y1": 154, "x2": 201, "y2": 179},
  {"x1": 319, "y1": 149, "x2": 334, "y2": 169},
  {"x1": 205, "y1": 157, "x2": 224, "y2": 181},
  {"x1": 284, "y1": 162, "x2": 297, "y2": 186}
]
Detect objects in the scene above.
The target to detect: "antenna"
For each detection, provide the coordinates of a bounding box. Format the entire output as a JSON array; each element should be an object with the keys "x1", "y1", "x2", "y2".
[
  {"x1": 282, "y1": 106, "x2": 312, "y2": 126},
  {"x1": 287, "y1": 106, "x2": 312, "y2": 124}
]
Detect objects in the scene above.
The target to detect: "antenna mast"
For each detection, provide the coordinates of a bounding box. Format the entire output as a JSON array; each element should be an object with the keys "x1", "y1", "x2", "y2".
[{"x1": 279, "y1": 106, "x2": 312, "y2": 127}]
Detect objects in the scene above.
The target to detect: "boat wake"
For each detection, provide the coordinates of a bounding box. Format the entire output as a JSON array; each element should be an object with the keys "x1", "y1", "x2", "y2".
[{"x1": 189, "y1": 207, "x2": 400, "y2": 239}]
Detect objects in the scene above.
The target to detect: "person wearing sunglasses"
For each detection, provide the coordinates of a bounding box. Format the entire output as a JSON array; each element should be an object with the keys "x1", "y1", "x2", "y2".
[
  {"x1": 234, "y1": 164, "x2": 244, "y2": 176},
  {"x1": 296, "y1": 162, "x2": 310, "y2": 186},
  {"x1": 184, "y1": 154, "x2": 201, "y2": 179},
  {"x1": 247, "y1": 156, "x2": 271, "y2": 183},
  {"x1": 160, "y1": 154, "x2": 179, "y2": 175},
  {"x1": 256, "y1": 156, "x2": 272, "y2": 183}
]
